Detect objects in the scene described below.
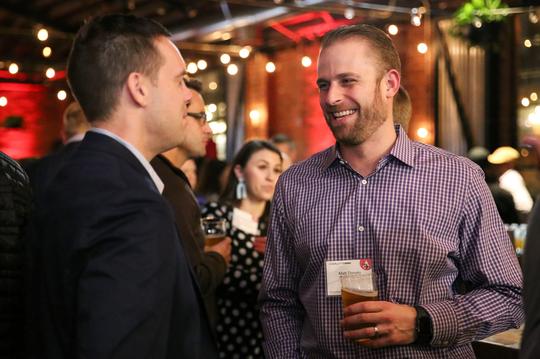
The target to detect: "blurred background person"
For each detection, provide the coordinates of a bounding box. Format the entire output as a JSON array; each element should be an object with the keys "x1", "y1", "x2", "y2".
[
  {"x1": 0, "y1": 152, "x2": 31, "y2": 359},
  {"x1": 270, "y1": 133, "x2": 298, "y2": 163},
  {"x1": 202, "y1": 140, "x2": 282, "y2": 358},
  {"x1": 151, "y1": 77, "x2": 231, "y2": 337},
  {"x1": 468, "y1": 146, "x2": 519, "y2": 224},
  {"x1": 393, "y1": 85, "x2": 412, "y2": 131},
  {"x1": 488, "y1": 146, "x2": 534, "y2": 220},
  {"x1": 521, "y1": 135, "x2": 540, "y2": 359},
  {"x1": 181, "y1": 158, "x2": 198, "y2": 189},
  {"x1": 26, "y1": 101, "x2": 90, "y2": 193},
  {"x1": 196, "y1": 158, "x2": 229, "y2": 206}
]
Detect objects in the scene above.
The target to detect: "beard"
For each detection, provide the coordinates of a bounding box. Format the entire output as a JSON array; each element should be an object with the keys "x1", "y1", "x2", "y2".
[{"x1": 324, "y1": 89, "x2": 387, "y2": 146}]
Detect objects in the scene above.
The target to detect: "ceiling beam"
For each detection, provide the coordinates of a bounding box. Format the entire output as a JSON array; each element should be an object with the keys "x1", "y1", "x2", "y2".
[{"x1": 0, "y1": 2, "x2": 74, "y2": 34}]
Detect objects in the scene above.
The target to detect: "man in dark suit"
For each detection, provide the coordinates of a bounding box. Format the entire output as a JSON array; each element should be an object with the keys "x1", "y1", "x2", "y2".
[
  {"x1": 151, "y1": 77, "x2": 231, "y2": 336},
  {"x1": 30, "y1": 14, "x2": 216, "y2": 359}
]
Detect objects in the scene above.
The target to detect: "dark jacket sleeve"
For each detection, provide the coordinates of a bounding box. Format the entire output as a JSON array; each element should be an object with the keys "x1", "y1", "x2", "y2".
[{"x1": 194, "y1": 251, "x2": 227, "y2": 295}]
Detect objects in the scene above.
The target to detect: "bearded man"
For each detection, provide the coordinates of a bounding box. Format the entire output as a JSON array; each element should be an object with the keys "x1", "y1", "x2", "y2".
[{"x1": 259, "y1": 24, "x2": 523, "y2": 358}]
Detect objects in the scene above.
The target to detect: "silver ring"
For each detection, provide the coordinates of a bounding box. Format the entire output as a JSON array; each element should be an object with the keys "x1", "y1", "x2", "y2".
[{"x1": 373, "y1": 325, "x2": 379, "y2": 338}]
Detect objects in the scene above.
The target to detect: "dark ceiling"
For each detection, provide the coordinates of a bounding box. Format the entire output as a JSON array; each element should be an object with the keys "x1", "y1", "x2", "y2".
[{"x1": 0, "y1": 0, "x2": 532, "y2": 80}]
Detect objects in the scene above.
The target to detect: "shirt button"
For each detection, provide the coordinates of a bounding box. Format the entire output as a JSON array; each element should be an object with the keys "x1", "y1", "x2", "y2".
[
  {"x1": 357, "y1": 226, "x2": 365, "y2": 232},
  {"x1": 361, "y1": 179, "x2": 367, "y2": 184}
]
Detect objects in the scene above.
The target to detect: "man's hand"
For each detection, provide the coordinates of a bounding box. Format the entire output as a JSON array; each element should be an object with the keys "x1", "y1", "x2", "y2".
[
  {"x1": 340, "y1": 300, "x2": 417, "y2": 349},
  {"x1": 205, "y1": 237, "x2": 232, "y2": 265}
]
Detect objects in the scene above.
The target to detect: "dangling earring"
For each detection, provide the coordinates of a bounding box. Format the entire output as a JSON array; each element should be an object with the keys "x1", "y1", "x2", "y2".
[{"x1": 236, "y1": 178, "x2": 247, "y2": 200}]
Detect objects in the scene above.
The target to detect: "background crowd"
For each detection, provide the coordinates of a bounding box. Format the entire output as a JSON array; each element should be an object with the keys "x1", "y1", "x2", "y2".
[{"x1": 0, "y1": 12, "x2": 538, "y2": 359}]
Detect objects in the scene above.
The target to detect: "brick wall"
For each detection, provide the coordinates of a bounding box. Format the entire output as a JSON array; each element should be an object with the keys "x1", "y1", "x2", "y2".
[{"x1": 0, "y1": 82, "x2": 68, "y2": 159}]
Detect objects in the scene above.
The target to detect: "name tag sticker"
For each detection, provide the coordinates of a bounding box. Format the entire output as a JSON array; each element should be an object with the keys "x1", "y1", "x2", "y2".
[{"x1": 325, "y1": 259, "x2": 373, "y2": 296}]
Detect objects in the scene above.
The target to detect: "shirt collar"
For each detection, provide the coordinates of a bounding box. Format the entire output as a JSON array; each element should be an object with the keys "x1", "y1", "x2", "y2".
[
  {"x1": 322, "y1": 124, "x2": 416, "y2": 170},
  {"x1": 89, "y1": 128, "x2": 164, "y2": 194},
  {"x1": 65, "y1": 133, "x2": 86, "y2": 144}
]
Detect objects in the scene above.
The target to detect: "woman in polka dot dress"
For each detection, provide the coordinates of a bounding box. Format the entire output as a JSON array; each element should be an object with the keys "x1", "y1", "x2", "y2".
[{"x1": 202, "y1": 141, "x2": 283, "y2": 359}]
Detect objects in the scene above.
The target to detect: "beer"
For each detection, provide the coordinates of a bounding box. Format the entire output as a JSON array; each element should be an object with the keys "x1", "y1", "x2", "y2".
[
  {"x1": 341, "y1": 288, "x2": 378, "y2": 343},
  {"x1": 206, "y1": 234, "x2": 226, "y2": 246},
  {"x1": 341, "y1": 288, "x2": 378, "y2": 308},
  {"x1": 201, "y1": 217, "x2": 227, "y2": 247}
]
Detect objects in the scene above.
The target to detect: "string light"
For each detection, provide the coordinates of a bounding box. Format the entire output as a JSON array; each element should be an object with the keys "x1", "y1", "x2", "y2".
[
  {"x1": 37, "y1": 28, "x2": 48, "y2": 41},
  {"x1": 57, "y1": 90, "x2": 67, "y2": 101},
  {"x1": 522, "y1": 97, "x2": 530, "y2": 107},
  {"x1": 344, "y1": 7, "x2": 355, "y2": 20},
  {"x1": 531, "y1": 92, "x2": 538, "y2": 101},
  {"x1": 530, "y1": 8, "x2": 539, "y2": 24},
  {"x1": 239, "y1": 46, "x2": 251, "y2": 59},
  {"x1": 417, "y1": 43, "x2": 428, "y2": 54},
  {"x1": 417, "y1": 127, "x2": 429, "y2": 139},
  {"x1": 249, "y1": 110, "x2": 261, "y2": 125},
  {"x1": 411, "y1": 8, "x2": 422, "y2": 26},
  {"x1": 209, "y1": 81, "x2": 218, "y2": 90},
  {"x1": 208, "y1": 103, "x2": 217, "y2": 113},
  {"x1": 473, "y1": 18, "x2": 482, "y2": 28},
  {"x1": 197, "y1": 59, "x2": 207, "y2": 70},
  {"x1": 388, "y1": 24, "x2": 399, "y2": 36},
  {"x1": 0, "y1": 96, "x2": 7, "y2": 107},
  {"x1": 45, "y1": 67, "x2": 55, "y2": 79},
  {"x1": 8, "y1": 63, "x2": 18, "y2": 74},
  {"x1": 265, "y1": 62, "x2": 276, "y2": 73},
  {"x1": 187, "y1": 62, "x2": 198, "y2": 74},
  {"x1": 301, "y1": 56, "x2": 312, "y2": 67},
  {"x1": 42, "y1": 46, "x2": 52, "y2": 58},
  {"x1": 524, "y1": 39, "x2": 532, "y2": 48},
  {"x1": 220, "y1": 54, "x2": 231, "y2": 64},
  {"x1": 227, "y1": 64, "x2": 238, "y2": 75}
]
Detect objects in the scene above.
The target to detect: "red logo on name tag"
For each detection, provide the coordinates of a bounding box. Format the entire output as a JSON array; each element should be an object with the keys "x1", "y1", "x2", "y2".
[{"x1": 360, "y1": 259, "x2": 372, "y2": 270}]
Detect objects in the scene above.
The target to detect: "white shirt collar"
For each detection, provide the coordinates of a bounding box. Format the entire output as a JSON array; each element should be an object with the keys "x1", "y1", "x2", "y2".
[
  {"x1": 89, "y1": 128, "x2": 164, "y2": 194},
  {"x1": 65, "y1": 133, "x2": 85, "y2": 144}
]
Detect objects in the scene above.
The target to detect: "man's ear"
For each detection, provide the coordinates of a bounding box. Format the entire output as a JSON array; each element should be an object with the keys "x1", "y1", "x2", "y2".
[
  {"x1": 126, "y1": 72, "x2": 149, "y2": 107},
  {"x1": 383, "y1": 69, "x2": 400, "y2": 99}
]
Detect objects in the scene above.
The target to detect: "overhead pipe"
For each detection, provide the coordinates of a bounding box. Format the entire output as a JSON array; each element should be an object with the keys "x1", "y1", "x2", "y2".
[{"x1": 170, "y1": 0, "x2": 329, "y2": 42}]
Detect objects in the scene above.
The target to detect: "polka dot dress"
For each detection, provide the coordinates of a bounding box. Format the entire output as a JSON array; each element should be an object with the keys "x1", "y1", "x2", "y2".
[{"x1": 202, "y1": 202, "x2": 266, "y2": 359}]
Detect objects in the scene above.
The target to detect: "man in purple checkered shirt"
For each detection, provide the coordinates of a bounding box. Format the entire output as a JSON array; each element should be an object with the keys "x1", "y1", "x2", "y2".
[{"x1": 259, "y1": 24, "x2": 523, "y2": 358}]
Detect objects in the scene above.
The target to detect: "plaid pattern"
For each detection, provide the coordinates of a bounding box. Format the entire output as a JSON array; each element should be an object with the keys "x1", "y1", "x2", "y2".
[{"x1": 260, "y1": 126, "x2": 523, "y2": 358}]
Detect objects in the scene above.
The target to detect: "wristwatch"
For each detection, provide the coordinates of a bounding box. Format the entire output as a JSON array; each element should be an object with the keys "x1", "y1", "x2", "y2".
[{"x1": 414, "y1": 306, "x2": 433, "y2": 345}]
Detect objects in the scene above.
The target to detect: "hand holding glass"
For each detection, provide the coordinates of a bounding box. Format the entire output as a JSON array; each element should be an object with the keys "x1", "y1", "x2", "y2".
[
  {"x1": 341, "y1": 272, "x2": 378, "y2": 343},
  {"x1": 201, "y1": 217, "x2": 227, "y2": 246}
]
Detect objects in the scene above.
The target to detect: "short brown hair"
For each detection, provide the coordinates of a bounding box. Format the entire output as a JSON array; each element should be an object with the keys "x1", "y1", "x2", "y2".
[
  {"x1": 321, "y1": 24, "x2": 401, "y2": 78},
  {"x1": 393, "y1": 86, "x2": 412, "y2": 130},
  {"x1": 67, "y1": 14, "x2": 170, "y2": 122}
]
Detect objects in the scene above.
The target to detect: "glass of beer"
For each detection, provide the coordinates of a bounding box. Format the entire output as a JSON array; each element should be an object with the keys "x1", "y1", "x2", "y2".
[
  {"x1": 201, "y1": 217, "x2": 227, "y2": 246},
  {"x1": 341, "y1": 272, "x2": 378, "y2": 343}
]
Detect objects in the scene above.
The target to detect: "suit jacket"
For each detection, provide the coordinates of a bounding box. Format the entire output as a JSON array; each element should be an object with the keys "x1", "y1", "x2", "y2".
[
  {"x1": 28, "y1": 141, "x2": 81, "y2": 203},
  {"x1": 30, "y1": 132, "x2": 217, "y2": 359},
  {"x1": 522, "y1": 200, "x2": 540, "y2": 359},
  {"x1": 151, "y1": 155, "x2": 227, "y2": 335}
]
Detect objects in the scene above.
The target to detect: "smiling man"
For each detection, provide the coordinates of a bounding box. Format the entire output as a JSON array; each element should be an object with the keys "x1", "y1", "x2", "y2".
[{"x1": 260, "y1": 24, "x2": 523, "y2": 358}]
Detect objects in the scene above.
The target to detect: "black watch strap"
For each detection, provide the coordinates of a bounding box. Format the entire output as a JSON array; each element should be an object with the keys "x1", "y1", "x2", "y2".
[{"x1": 414, "y1": 306, "x2": 433, "y2": 345}]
